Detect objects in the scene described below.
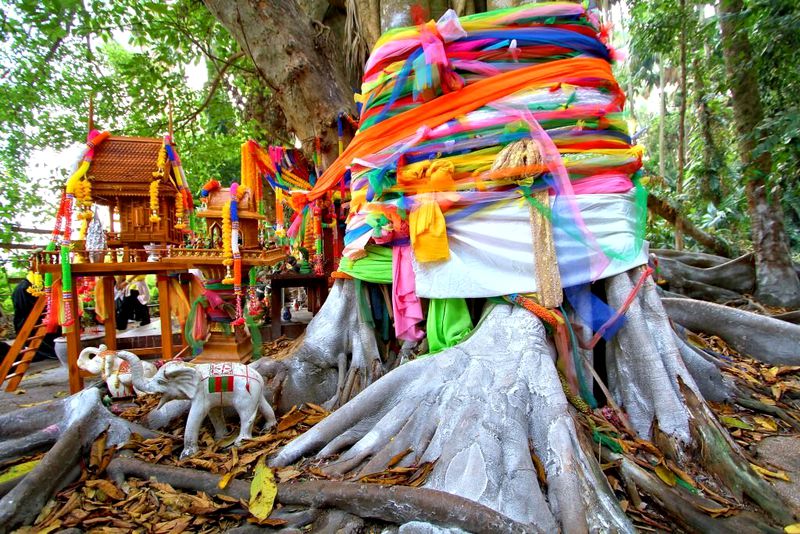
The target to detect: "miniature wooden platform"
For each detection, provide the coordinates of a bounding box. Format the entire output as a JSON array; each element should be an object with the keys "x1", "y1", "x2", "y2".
[{"x1": 33, "y1": 245, "x2": 287, "y2": 392}]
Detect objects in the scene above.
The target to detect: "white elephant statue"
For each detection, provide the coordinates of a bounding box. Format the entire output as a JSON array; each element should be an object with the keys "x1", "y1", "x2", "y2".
[
  {"x1": 117, "y1": 352, "x2": 277, "y2": 459},
  {"x1": 77, "y1": 344, "x2": 158, "y2": 397}
]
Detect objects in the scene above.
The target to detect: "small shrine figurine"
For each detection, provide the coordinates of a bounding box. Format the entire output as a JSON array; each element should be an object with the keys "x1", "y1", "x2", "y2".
[{"x1": 78, "y1": 345, "x2": 158, "y2": 397}]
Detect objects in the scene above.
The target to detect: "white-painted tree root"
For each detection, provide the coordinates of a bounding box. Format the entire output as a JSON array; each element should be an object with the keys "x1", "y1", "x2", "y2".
[
  {"x1": 252, "y1": 279, "x2": 384, "y2": 412},
  {"x1": 106, "y1": 457, "x2": 530, "y2": 533},
  {"x1": 0, "y1": 388, "x2": 158, "y2": 532},
  {"x1": 662, "y1": 296, "x2": 800, "y2": 365},
  {"x1": 272, "y1": 268, "x2": 794, "y2": 532},
  {"x1": 273, "y1": 305, "x2": 633, "y2": 532}
]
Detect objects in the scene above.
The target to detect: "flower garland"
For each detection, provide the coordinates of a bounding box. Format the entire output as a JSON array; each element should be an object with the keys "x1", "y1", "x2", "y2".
[
  {"x1": 312, "y1": 201, "x2": 324, "y2": 275},
  {"x1": 58, "y1": 129, "x2": 109, "y2": 331},
  {"x1": 175, "y1": 190, "x2": 185, "y2": 230},
  {"x1": 230, "y1": 183, "x2": 245, "y2": 325},
  {"x1": 149, "y1": 180, "x2": 161, "y2": 223},
  {"x1": 164, "y1": 136, "x2": 194, "y2": 229},
  {"x1": 76, "y1": 175, "x2": 94, "y2": 235},
  {"x1": 150, "y1": 144, "x2": 167, "y2": 223},
  {"x1": 43, "y1": 192, "x2": 67, "y2": 330},
  {"x1": 26, "y1": 271, "x2": 44, "y2": 297},
  {"x1": 222, "y1": 201, "x2": 233, "y2": 280},
  {"x1": 60, "y1": 191, "x2": 75, "y2": 329}
]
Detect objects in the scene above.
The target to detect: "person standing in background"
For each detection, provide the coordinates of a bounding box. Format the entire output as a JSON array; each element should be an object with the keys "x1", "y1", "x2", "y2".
[
  {"x1": 11, "y1": 274, "x2": 58, "y2": 359},
  {"x1": 115, "y1": 275, "x2": 150, "y2": 330}
]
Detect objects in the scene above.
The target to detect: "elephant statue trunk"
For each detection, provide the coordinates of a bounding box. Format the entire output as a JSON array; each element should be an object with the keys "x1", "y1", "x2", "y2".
[
  {"x1": 79, "y1": 345, "x2": 158, "y2": 398},
  {"x1": 119, "y1": 350, "x2": 154, "y2": 396}
]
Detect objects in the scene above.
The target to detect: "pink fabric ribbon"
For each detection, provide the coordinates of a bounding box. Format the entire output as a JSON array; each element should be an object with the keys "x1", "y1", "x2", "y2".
[{"x1": 392, "y1": 245, "x2": 425, "y2": 341}]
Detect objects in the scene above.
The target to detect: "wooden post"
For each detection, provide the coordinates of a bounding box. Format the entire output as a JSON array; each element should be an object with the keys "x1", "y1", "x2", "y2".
[
  {"x1": 180, "y1": 273, "x2": 190, "y2": 347},
  {"x1": 158, "y1": 275, "x2": 173, "y2": 360},
  {"x1": 67, "y1": 276, "x2": 83, "y2": 394},
  {"x1": 271, "y1": 283, "x2": 282, "y2": 340},
  {"x1": 102, "y1": 276, "x2": 117, "y2": 350}
]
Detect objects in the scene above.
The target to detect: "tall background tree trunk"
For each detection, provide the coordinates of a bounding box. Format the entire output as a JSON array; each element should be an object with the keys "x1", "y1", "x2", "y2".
[
  {"x1": 675, "y1": 0, "x2": 687, "y2": 250},
  {"x1": 658, "y1": 58, "x2": 667, "y2": 182},
  {"x1": 718, "y1": 0, "x2": 800, "y2": 307},
  {"x1": 693, "y1": 47, "x2": 722, "y2": 206}
]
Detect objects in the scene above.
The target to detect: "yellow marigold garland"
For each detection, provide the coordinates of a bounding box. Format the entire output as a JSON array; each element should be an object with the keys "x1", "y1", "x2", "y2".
[
  {"x1": 175, "y1": 190, "x2": 185, "y2": 230},
  {"x1": 78, "y1": 217, "x2": 89, "y2": 241},
  {"x1": 149, "y1": 180, "x2": 161, "y2": 223},
  {"x1": 150, "y1": 145, "x2": 167, "y2": 223},
  {"x1": 26, "y1": 271, "x2": 44, "y2": 297},
  {"x1": 222, "y1": 200, "x2": 233, "y2": 283}
]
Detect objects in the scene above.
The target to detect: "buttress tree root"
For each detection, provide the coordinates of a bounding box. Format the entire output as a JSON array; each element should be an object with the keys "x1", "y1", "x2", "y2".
[
  {"x1": 105, "y1": 457, "x2": 530, "y2": 533},
  {"x1": 253, "y1": 279, "x2": 385, "y2": 413},
  {"x1": 653, "y1": 248, "x2": 800, "y2": 316},
  {"x1": 662, "y1": 296, "x2": 800, "y2": 366},
  {"x1": 271, "y1": 269, "x2": 795, "y2": 532},
  {"x1": 0, "y1": 388, "x2": 158, "y2": 532}
]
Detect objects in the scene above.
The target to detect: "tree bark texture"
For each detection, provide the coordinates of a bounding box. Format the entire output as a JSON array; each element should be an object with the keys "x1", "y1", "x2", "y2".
[
  {"x1": 0, "y1": 389, "x2": 158, "y2": 532},
  {"x1": 355, "y1": 0, "x2": 382, "y2": 48},
  {"x1": 694, "y1": 39, "x2": 723, "y2": 205},
  {"x1": 107, "y1": 457, "x2": 532, "y2": 533},
  {"x1": 718, "y1": 0, "x2": 800, "y2": 307},
  {"x1": 486, "y1": 0, "x2": 524, "y2": 10},
  {"x1": 675, "y1": 0, "x2": 687, "y2": 251},
  {"x1": 203, "y1": 0, "x2": 356, "y2": 162},
  {"x1": 658, "y1": 57, "x2": 667, "y2": 182},
  {"x1": 662, "y1": 297, "x2": 800, "y2": 365}
]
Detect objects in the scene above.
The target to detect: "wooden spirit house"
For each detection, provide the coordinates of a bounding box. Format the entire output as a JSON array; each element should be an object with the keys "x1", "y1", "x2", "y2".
[
  {"x1": 90, "y1": 136, "x2": 182, "y2": 248},
  {"x1": 199, "y1": 187, "x2": 265, "y2": 249}
]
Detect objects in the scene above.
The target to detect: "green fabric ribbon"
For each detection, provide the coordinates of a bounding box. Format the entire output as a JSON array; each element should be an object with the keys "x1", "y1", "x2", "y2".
[
  {"x1": 247, "y1": 312, "x2": 262, "y2": 360},
  {"x1": 338, "y1": 245, "x2": 393, "y2": 283},
  {"x1": 426, "y1": 298, "x2": 473, "y2": 354}
]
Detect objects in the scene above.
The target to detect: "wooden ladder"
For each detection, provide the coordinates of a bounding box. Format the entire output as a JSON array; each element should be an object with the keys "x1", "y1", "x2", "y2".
[{"x1": 0, "y1": 295, "x2": 48, "y2": 392}]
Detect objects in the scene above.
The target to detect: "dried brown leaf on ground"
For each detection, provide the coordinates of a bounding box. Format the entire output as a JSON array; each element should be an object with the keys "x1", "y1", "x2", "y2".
[{"x1": 356, "y1": 462, "x2": 435, "y2": 487}]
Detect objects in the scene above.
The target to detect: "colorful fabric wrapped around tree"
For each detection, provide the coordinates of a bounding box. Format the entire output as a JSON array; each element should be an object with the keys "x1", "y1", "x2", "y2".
[{"x1": 296, "y1": 3, "x2": 647, "y2": 353}]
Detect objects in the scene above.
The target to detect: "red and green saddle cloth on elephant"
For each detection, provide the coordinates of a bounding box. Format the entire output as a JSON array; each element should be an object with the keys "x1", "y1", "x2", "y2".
[
  {"x1": 207, "y1": 375, "x2": 235, "y2": 393},
  {"x1": 202, "y1": 362, "x2": 253, "y2": 393}
]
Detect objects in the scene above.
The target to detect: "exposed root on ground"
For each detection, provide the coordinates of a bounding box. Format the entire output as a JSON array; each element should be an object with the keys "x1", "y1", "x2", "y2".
[
  {"x1": 656, "y1": 252, "x2": 755, "y2": 295},
  {"x1": 252, "y1": 280, "x2": 384, "y2": 413},
  {"x1": 271, "y1": 269, "x2": 796, "y2": 532},
  {"x1": 663, "y1": 297, "x2": 800, "y2": 365},
  {"x1": 274, "y1": 304, "x2": 632, "y2": 531},
  {"x1": 0, "y1": 388, "x2": 158, "y2": 531},
  {"x1": 107, "y1": 457, "x2": 530, "y2": 533},
  {"x1": 2, "y1": 267, "x2": 800, "y2": 532}
]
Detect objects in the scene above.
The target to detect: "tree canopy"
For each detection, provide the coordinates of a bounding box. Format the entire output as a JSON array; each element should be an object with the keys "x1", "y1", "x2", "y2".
[{"x1": 0, "y1": 0, "x2": 266, "y2": 250}]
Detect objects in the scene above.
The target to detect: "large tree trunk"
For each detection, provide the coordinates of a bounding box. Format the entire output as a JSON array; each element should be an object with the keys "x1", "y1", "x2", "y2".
[
  {"x1": 202, "y1": 0, "x2": 356, "y2": 162},
  {"x1": 693, "y1": 16, "x2": 723, "y2": 206},
  {"x1": 718, "y1": 0, "x2": 800, "y2": 307},
  {"x1": 675, "y1": 0, "x2": 688, "y2": 250},
  {"x1": 693, "y1": 53, "x2": 722, "y2": 205},
  {"x1": 658, "y1": 56, "x2": 667, "y2": 182}
]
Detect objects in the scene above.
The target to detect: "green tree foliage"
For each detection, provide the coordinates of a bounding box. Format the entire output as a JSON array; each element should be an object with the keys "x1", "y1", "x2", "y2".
[
  {"x1": 627, "y1": 0, "x2": 800, "y2": 259},
  {"x1": 0, "y1": 0, "x2": 263, "y2": 246}
]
